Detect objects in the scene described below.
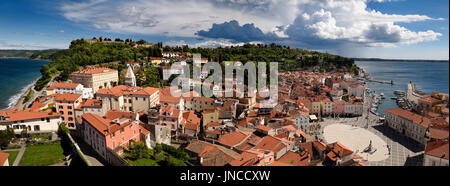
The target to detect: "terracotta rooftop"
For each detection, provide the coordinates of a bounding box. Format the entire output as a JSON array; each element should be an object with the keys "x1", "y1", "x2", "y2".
[
  {"x1": 0, "y1": 152, "x2": 9, "y2": 166},
  {"x1": 54, "y1": 93, "x2": 82, "y2": 102},
  {"x1": 256, "y1": 125, "x2": 272, "y2": 132},
  {"x1": 218, "y1": 131, "x2": 251, "y2": 148},
  {"x1": 253, "y1": 136, "x2": 287, "y2": 154},
  {"x1": 51, "y1": 82, "x2": 80, "y2": 89},
  {"x1": 386, "y1": 108, "x2": 432, "y2": 128},
  {"x1": 72, "y1": 67, "x2": 117, "y2": 75},
  {"x1": 82, "y1": 99, "x2": 102, "y2": 108},
  {"x1": 0, "y1": 109, "x2": 61, "y2": 123},
  {"x1": 228, "y1": 150, "x2": 262, "y2": 166},
  {"x1": 96, "y1": 85, "x2": 158, "y2": 97},
  {"x1": 271, "y1": 151, "x2": 310, "y2": 166},
  {"x1": 327, "y1": 142, "x2": 353, "y2": 162},
  {"x1": 425, "y1": 139, "x2": 449, "y2": 160},
  {"x1": 185, "y1": 140, "x2": 240, "y2": 166}
]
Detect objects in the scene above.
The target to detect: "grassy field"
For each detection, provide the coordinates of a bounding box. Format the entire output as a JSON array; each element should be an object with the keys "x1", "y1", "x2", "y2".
[
  {"x1": 5, "y1": 150, "x2": 20, "y2": 165},
  {"x1": 19, "y1": 141, "x2": 65, "y2": 166},
  {"x1": 128, "y1": 159, "x2": 159, "y2": 166}
]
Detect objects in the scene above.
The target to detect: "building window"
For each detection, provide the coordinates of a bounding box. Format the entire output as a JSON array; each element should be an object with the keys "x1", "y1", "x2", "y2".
[
  {"x1": 68, "y1": 106, "x2": 72, "y2": 109},
  {"x1": 34, "y1": 125, "x2": 40, "y2": 131}
]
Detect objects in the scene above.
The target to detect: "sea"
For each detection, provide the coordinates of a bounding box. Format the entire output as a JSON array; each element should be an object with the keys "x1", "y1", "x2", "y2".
[
  {"x1": 355, "y1": 61, "x2": 449, "y2": 116},
  {"x1": 0, "y1": 58, "x2": 448, "y2": 115},
  {"x1": 0, "y1": 58, "x2": 49, "y2": 110}
]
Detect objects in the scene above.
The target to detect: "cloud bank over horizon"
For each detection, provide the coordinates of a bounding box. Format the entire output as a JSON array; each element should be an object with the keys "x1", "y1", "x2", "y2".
[{"x1": 44, "y1": 0, "x2": 440, "y2": 58}]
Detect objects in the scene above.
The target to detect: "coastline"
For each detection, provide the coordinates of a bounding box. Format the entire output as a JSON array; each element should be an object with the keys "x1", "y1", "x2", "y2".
[
  {"x1": 10, "y1": 77, "x2": 40, "y2": 110},
  {"x1": 0, "y1": 57, "x2": 31, "y2": 59},
  {"x1": 0, "y1": 58, "x2": 52, "y2": 111}
]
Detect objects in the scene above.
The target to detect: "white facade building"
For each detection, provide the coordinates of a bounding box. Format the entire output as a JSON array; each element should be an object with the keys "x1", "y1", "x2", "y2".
[
  {"x1": 47, "y1": 82, "x2": 94, "y2": 99},
  {"x1": 0, "y1": 109, "x2": 61, "y2": 134}
]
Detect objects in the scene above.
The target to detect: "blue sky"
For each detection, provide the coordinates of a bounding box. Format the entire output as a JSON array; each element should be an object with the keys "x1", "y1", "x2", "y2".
[{"x1": 0, "y1": 0, "x2": 448, "y2": 60}]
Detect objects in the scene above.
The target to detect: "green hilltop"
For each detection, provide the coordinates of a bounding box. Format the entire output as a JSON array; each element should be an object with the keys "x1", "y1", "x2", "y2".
[{"x1": 6, "y1": 38, "x2": 357, "y2": 91}]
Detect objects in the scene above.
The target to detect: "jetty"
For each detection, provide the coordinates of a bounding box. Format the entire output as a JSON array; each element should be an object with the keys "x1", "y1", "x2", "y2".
[
  {"x1": 366, "y1": 79, "x2": 394, "y2": 85},
  {"x1": 357, "y1": 75, "x2": 394, "y2": 85}
]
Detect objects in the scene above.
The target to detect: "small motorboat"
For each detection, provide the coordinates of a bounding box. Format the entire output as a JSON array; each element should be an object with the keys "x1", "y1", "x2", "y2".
[{"x1": 394, "y1": 90, "x2": 406, "y2": 95}]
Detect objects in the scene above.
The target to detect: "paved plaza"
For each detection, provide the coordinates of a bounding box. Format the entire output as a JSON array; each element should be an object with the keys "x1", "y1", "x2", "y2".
[
  {"x1": 318, "y1": 116, "x2": 424, "y2": 166},
  {"x1": 323, "y1": 124, "x2": 389, "y2": 162}
]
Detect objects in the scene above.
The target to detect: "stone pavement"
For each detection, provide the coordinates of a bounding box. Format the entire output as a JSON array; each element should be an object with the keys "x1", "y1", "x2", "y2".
[
  {"x1": 12, "y1": 144, "x2": 26, "y2": 166},
  {"x1": 74, "y1": 138, "x2": 108, "y2": 166},
  {"x1": 319, "y1": 117, "x2": 424, "y2": 166},
  {"x1": 364, "y1": 124, "x2": 424, "y2": 166}
]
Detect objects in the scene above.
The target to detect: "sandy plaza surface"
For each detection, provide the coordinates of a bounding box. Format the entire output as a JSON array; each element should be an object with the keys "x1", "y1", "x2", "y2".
[{"x1": 323, "y1": 124, "x2": 390, "y2": 162}]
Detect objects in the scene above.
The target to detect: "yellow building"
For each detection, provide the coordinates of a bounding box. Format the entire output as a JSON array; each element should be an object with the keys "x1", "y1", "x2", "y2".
[
  {"x1": 71, "y1": 67, "x2": 119, "y2": 93},
  {"x1": 202, "y1": 107, "x2": 219, "y2": 127}
]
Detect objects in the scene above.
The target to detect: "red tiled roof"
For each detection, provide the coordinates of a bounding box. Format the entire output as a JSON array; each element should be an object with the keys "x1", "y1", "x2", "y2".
[
  {"x1": 253, "y1": 136, "x2": 286, "y2": 154},
  {"x1": 72, "y1": 67, "x2": 117, "y2": 75},
  {"x1": 0, "y1": 109, "x2": 60, "y2": 123},
  {"x1": 228, "y1": 150, "x2": 261, "y2": 166},
  {"x1": 327, "y1": 142, "x2": 353, "y2": 161},
  {"x1": 206, "y1": 122, "x2": 221, "y2": 128},
  {"x1": 97, "y1": 85, "x2": 158, "y2": 97},
  {"x1": 185, "y1": 140, "x2": 240, "y2": 166},
  {"x1": 160, "y1": 95, "x2": 181, "y2": 104},
  {"x1": 0, "y1": 152, "x2": 9, "y2": 166},
  {"x1": 160, "y1": 105, "x2": 181, "y2": 119},
  {"x1": 218, "y1": 131, "x2": 250, "y2": 148},
  {"x1": 54, "y1": 93, "x2": 82, "y2": 102},
  {"x1": 272, "y1": 151, "x2": 310, "y2": 166},
  {"x1": 256, "y1": 125, "x2": 272, "y2": 132},
  {"x1": 82, "y1": 99, "x2": 102, "y2": 108},
  {"x1": 81, "y1": 113, "x2": 110, "y2": 135},
  {"x1": 185, "y1": 123, "x2": 199, "y2": 131},
  {"x1": 425, "y1": 140, "x2": 449, "y2": 160},
  {"x1": 429, "y1": 128, "x2": 449, "y2": 140},
  {"x1": 182, "y1": 112, "x2": 200, "y2": 125},
  {"x1": 51, "y1": 82, "x2": 80, "y2": 89},
  {"x1": 386, "y1": 108, "x2": 432, "y2": 128}
]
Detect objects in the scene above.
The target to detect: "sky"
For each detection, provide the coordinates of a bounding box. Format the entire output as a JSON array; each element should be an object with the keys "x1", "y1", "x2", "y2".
[{"x1": 0, "y1": 0, "x2": 448, "y2": 60}]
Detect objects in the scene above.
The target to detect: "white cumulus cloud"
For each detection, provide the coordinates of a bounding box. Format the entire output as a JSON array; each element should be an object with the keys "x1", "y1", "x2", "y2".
[{"x1": 59, "y1": 0, "x2": 444, "y2": 49}]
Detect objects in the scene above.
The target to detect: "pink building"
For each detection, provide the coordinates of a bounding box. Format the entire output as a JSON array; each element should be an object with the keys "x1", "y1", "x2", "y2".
[
  {"x1": 321, "y1": 98, "x2": 333, "y2": 116},
  {"x1": 333, "y1": 100, "x2": 346, "y2": 117},
  {"x1": 81, "y1": 112, "x2": 150, "y2": 161},
  {"x1": 55, "y1": 93, "x2": 82, "y2": 129}
]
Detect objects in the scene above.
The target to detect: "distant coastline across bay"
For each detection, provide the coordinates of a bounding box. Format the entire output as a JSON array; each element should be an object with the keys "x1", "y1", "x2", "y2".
[{"x1": 353, "y1": 58, "x2": 449, "y2": 63}]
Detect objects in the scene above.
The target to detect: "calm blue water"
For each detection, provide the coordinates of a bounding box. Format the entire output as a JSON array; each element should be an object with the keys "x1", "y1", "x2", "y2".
[
  {"x1": 0, "y1": 58, "x2": 49, "y2": 110},
  {"x1": 355, "y1": 61, "x2": 449, "y2": 116}
]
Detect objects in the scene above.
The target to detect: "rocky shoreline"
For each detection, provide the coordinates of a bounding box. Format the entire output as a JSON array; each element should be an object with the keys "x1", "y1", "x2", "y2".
[{"x1": 12, "y1": 75, "x2": 57, "y2": 111}]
